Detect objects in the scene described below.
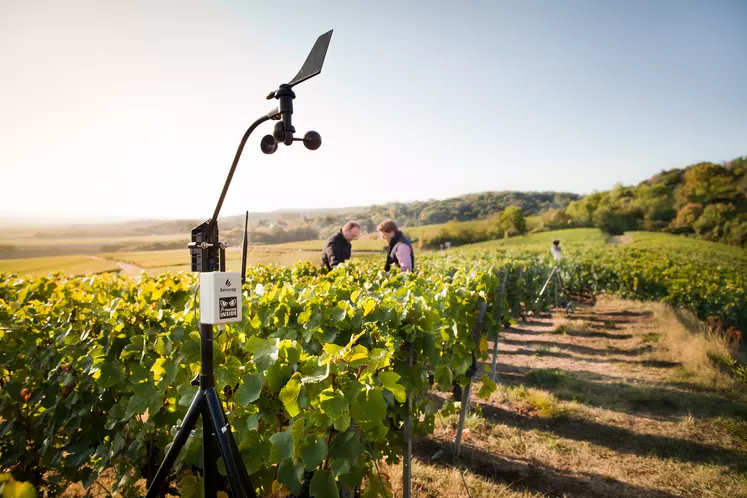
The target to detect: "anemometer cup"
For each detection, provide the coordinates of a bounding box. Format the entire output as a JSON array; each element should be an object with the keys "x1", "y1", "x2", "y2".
[
  {"x1": 260, "y1": 134, "x2": 278, "y2": 154},
  {"x1": 303, "y1": 130, "x2": 322, "y2": 150},
  {"x1": 261, "y1": 125, "x2": 322, "y2": 153}
]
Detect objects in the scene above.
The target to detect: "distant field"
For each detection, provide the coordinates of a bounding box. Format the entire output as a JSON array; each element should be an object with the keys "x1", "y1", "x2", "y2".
[
  {"x1": 402, "y1": 217, "x2": 541, "y2": 240},
  {"x1": 0, "y1": 233, "x2": 187, "y2": 259},
  {"x1": 627, "y1": 231, "x2": 747, "y2": 262},
  {"x1": 0, "y1": 244, "x2": 386, "y2": 276},
  {"x1": 0, "y1": 255, "x2": 120, "y2": 276},
  {"x1": 0, "y1": 217, "x2": 545, "y2": 261},
  {"x1": 98, "y1": 248, "x2": 325, "y2": 273},
  {"x1": 458, "y1": 228, "x2": 747, "y2": 264},
  {"x1": 463, "y1": 227, "x2": 609, "y2": 252},
  {"x1": 4, "y1": 228, "x2": 742, "y2": 277},
  {"x1": 0, "y1": 233, "x2": 187, "y2": 247},
  {"x1": 282, "y1": 223, "x2": 469, "y2": 251},
  {"x1": 272, "y1": 238, "x2": 387, "y2": 252},
  {"x1": 140, "y1": 252, "x2": 382, "y2": 276},
  {"x1": 98, "y1": 249, "x2": 197, "y2": 269}
]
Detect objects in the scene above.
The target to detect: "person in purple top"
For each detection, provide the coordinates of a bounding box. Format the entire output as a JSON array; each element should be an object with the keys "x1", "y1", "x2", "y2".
[{"x1": 377, "y1": 219, "x2": 415, "y2": 273}]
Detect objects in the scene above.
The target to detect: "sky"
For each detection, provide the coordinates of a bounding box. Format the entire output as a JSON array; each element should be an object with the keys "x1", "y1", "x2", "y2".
[{"x1": 1, "y1": 0, "x2": 745, "y2": 223}]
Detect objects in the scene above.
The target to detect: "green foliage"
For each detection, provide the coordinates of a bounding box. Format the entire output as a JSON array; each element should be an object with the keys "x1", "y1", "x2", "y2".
[
  {"x1": 312, "y1": 191, "x2": 579, "y2": 239},
  {"x1": 559, "y1": 243, "x2": 747, "y2": 331},
  {"x1": 418, "y1": 219, "x2": 502, "y2": 249},
  {"x1": 1, "y1": 233, "x2": 744, "y2": 495},
  {"x1": 0, "y1": 257, "x2": 554, "y2": 495},
  {"x1": 416, "y1": 207, "x2": 527, "y2": 249},
  {"x1": 564, "y1": 157, "x2": 746, "y2": 246},
  {"x1": 0, "y1": 474, "x2": 37, "y2": 498},
  {"x1": 499, "y1": 206, "x2": 527, "y2": 235},
  {"x1": 310, "y1": 469, "x2": 339, "y2": 498},
  {"x1": 248, "y1": 225, "x2": 320, "y2": 245},
  {"x1": 710, "y1": 352, "x2": 747, "y2": 388}
]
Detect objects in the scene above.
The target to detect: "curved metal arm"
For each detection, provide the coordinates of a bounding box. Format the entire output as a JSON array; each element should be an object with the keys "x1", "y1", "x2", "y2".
[{"x1": 211, "y1": 108, "x2": 280, "y2": 222}]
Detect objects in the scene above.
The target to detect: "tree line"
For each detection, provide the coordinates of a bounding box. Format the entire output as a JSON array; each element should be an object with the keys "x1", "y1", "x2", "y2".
[
  {"x1": 239, "y1": 156, "x2": 746, "y2": 248},
  {"x1": 553, "y1": 157, "x2": 746, "y2": 247}
]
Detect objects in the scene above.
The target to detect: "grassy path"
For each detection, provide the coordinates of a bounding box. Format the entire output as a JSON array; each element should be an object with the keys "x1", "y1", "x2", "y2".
[{"x1": 384, "y1": 298, "x2": 747, "y2": 497}]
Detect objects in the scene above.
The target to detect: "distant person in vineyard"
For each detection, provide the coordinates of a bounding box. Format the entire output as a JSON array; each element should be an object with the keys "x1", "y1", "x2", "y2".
[
  {"x1": 378, "y1": 219, "x2": 415, "y2": 273},
  {"x1": 551, "y1": 239, "x2": 562, "y2": 263},
  {"x1": 321, "y1": 221, "x2": 361, "y2": 270}
]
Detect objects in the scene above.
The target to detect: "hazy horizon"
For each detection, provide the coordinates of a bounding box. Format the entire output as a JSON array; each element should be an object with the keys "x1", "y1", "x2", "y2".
[
  {"x1": 0, "y1": 157, "x2": 743, "y2": 227},
  {"x1": 2, "y1": 1, "x2": 745, "y2": 221},
  {"x1": 0, "y1": 185, "x2": 575, "y2": 226}
]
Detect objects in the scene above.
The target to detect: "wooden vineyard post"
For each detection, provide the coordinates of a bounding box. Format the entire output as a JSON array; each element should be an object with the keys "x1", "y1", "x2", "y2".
[
  {"x1": 531, "y1": 266, "x2": 538, "y2": 313},
  {"x1": 517, "y1": 267, "x2": 526, "y2": 322},
  {"x1": 490, "y1": 268, "x2": 509, "y2": 383},
  {"x1": 455, "y1": 301, "x2": 487, "y2": 457},
  {"x1": 403, "y1": 344, "x2": 413, "y2": 498}
]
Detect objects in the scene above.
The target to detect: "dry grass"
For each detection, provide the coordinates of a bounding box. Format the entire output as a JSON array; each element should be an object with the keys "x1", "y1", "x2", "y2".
[
  {"x1": 0, "y1": 247, "x2": 381, "y2": 277},
  {"x1": 652, "y1": 303, "x2": 739, "y2": 392},
  {"x1": 0, "y1": 255, "x2": 121, "y2": 276},
  {"x1": 380, "y1": 297, "x2": 747, "y2": 497},
  {"x1": 381, "y1": 458, "x2": 542, "y2": 498}
]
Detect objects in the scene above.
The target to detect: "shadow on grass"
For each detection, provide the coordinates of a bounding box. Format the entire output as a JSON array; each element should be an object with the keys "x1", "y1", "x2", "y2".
[
  {"x1": 604, "y1": 310, "x2": 654, "y2": 318},
  {"x1": 489, "y1": 363, "x2": 627, "y2": 384},
  {"x1": 573, "y1": 315, "x2": 639, "y2": 326},
  {"x1": 505, "y1": 319, "x2": 636, "y2": 340},
  {"x1": 500, "y1": 338, "x2": 651, "y2": 357},
  {"x1": 516, "y1": 318, "x2": 556, "y2": 328},
  {"x1": 502, "y1": 367, "x2": 747, "y2": 420},
  {"x1": 498, "y1": 326, "x2": 546, "y2": 337},
  {"x1": 475, "y1": 402, "x2": 747, "y2": 473},
  {"x1": 554, "y1": 328, "x2": 635, "y2": 340},
  {"x1": 414, "y1": 437, "x2": 682, "y2": 498},
  {"x1": 503, "y1": 347, "x2": 681, "y2": 369}
]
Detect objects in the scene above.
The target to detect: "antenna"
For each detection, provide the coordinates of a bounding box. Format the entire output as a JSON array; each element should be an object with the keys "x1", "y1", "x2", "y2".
[{"x1": 241, "y1": 210, "x2": 249, "y2": 285}]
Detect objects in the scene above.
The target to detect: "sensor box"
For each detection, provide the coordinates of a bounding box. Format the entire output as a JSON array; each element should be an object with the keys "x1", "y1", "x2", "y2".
[{"x1": 199, "y1": 272, "x2": 242, "y2": 324}]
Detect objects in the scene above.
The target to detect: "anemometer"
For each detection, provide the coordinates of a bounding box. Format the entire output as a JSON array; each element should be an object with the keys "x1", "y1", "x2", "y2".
[{"x1": 146, "y1": 30, "x2": 334, "y2": 498}]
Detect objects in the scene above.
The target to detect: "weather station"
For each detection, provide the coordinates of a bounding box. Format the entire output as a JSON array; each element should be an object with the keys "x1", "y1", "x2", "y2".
[{"x1": 145, "y1": 30, "x2": 334, "y2": 498}]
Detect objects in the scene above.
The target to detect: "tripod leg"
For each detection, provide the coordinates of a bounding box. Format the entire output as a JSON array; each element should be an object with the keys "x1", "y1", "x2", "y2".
[
  {"x1": 203, "y1": 400, "x2": 218, "y2": 498},
  {"x1": 221, "y1": 399, "x2": 256, "y2": 492},
  {"x1": 204, "y1": 387, "x2": 257, "y2": 498},
  {"x1": 536, "y1": 267, "x2": 557, "y2": 303},
  {"x1": 554, "y1": 271, "x2": 572, "y2": 311},
  {"x1": 145, "y1": 389, "x2": 204, "y2": 498},
  {"x1": 554, "y1": 273, "x2": 559, "y2": 308}
]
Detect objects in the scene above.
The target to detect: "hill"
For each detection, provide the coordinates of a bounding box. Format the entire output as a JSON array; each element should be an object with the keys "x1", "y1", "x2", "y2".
[
  {"x1": 559, "y1": 156, "x2": 746, "y2": 247},
  {"x1": 1, "y1": 155, "x2": 745, "y2": 258},
  {"x1": 0, "y1": 191, "x2": 578, "y2": 257},
  {"x1": 241, "y1": 190, "x2": 580, "y2": 244}
]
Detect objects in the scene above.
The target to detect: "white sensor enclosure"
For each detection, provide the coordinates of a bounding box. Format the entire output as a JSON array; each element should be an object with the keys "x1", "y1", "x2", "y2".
[{"x1": 199, "y1": 272, "x2": 242, "y2": 324}]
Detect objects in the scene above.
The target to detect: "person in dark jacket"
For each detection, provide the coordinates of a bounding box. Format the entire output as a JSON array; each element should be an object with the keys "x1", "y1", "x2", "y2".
[
  {"x1": 377, "y1": 219, "x2": 414, "y2": 273},
  {"x1": 321, "y1": 221, "x2": 361, "y2": 270}
]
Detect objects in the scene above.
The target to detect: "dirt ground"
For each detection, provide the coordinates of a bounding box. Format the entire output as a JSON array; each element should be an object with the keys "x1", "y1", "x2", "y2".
[{"x1": 383, "y1": 297, "x2": 747, "y2": 497}]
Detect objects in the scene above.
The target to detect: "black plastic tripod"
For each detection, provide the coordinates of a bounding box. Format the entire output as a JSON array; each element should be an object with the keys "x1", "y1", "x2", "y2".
[
  {"x1": 144, "y1": 30, "x2": 333, "y2": 498},
  {"x1": 144, "y1": 321, "x2": 257, "y2": 497}
]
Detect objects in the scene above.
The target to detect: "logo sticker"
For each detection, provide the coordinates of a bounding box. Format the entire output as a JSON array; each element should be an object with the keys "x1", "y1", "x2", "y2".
[{"x1": 219, "y1": 296, "x2": 238, "y2": 319}]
